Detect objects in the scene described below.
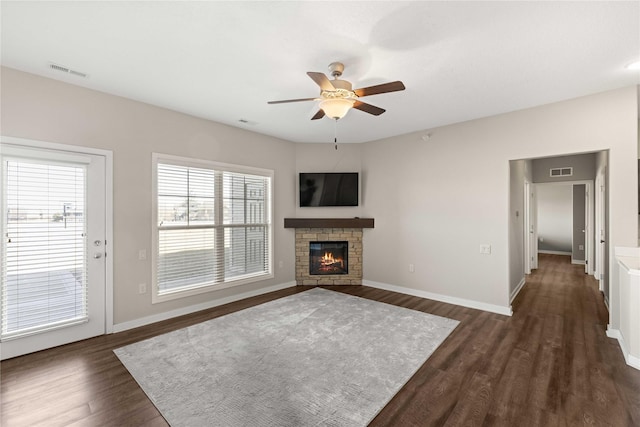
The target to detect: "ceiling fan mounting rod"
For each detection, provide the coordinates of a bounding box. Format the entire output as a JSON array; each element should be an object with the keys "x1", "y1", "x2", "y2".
[{"x1": 328, "y1": 62, "x2": 344, "y2": 79}]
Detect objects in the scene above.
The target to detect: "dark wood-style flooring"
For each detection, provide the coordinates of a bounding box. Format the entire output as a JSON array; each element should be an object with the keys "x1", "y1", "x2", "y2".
[{"x1": 2, "y1": 254, "x2": 639, "y2": 426}]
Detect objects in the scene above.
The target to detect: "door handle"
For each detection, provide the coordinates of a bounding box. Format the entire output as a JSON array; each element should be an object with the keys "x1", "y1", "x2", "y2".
[
  {"x1": 600, "y1": 240, "x2": 605, "y2": 244},
  {"x1": 93, "y1": 253, "x2": 103, "y2": 259}
]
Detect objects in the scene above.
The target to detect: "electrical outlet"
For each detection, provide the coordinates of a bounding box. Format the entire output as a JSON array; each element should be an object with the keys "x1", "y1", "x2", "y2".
[
  {"x1": 480, "y1": 244, "x2": 491, "y2": 255},
  {"x1": 278, "y1": 260, "x2": 284, "y2": 269},
  {"x1": 579, "y1": 245, "x2": 584, "y2": 250},
  {"x1": 409, "y1": 264, "x2": 415, "y2": 273},
  {"x1": 138, "y1": 283, "x2": 147, "y2": 294}
]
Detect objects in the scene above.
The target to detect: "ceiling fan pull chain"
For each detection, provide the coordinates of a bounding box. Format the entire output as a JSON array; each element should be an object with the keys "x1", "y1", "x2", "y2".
[{"x1": 334, "y1": 118, "x2": 338, "y2": 150}]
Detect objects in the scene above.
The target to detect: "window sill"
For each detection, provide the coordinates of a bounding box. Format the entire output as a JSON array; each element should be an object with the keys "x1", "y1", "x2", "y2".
[{"x1": 151, "y1": 272, "x2": 274, "y2": 304}]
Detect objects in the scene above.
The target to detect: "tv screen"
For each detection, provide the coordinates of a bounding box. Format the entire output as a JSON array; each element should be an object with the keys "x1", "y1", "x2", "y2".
[{"x1": 299, "y1": 172, "x2": 359, "y2": 207}]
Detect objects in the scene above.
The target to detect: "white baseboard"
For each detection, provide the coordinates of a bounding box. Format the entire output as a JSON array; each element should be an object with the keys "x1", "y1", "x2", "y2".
[
  {"x1": 510, "y1": 277, "x2": 526, "y2": 303},
  {"x1": 113, "y1": 281, "x2": 296, "y2": 333},
  {"x1": 363, "y1": 280, "x2": 512, "y2": 316},
  {"x1": 606, "y1": 326, "x2": 640, "y2": 371},
  {"x1": 538, "y1": 250, "x2": 572, "y2": 256},
  {"x1": 571, "y1": 258, "x2": 586, "y2": 265}
]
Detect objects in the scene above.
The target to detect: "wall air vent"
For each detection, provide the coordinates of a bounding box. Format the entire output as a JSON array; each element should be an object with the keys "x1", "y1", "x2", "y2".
[
  {"x1": 550, "y1": 167, "x2": 573, "y2": 177},
  {"x1": 49, "y1": 63, "x2": 88, "y2": 78}
]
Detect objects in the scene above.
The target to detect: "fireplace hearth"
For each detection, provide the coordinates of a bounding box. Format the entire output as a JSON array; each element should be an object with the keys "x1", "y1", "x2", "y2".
[{"x1": 309, "y1": 241, "x2": 348, "y2": 275}]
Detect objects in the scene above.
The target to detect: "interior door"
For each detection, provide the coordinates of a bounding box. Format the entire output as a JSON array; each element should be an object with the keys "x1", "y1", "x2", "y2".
[
  {"x1": 0, "y1": 144, "x2": 107, "y2": 359},
  {"x1": 525, "y1": 183, "x2": 538, "y2": 271},
  {"x1": 595, "y1": 171, "x2": 606, "y2": 291}
]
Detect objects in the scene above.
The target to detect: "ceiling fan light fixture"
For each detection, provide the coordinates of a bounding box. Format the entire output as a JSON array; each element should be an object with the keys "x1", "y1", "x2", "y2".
[{"x1": 319, "y1": 98, "x2": 355, "y2": 119}]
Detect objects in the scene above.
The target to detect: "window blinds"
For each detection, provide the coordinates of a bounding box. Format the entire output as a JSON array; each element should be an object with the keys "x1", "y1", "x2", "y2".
[
  {"x1": 156, "y1": 161, "x2": 271, "y2": 295},
  {"x1": 1, "y1": 159, "x2": 87, "y2": 340}
]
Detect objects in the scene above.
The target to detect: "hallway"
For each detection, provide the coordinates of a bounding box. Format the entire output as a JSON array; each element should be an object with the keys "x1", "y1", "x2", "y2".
[{"x1": 506, "y1": 253, "x2": 639, "y2": 425}]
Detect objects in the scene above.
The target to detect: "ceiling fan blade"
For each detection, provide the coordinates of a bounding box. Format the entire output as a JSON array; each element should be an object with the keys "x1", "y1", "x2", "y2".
[
  {"x1": 353, "y1": 101, "x2": 385, "y2": 116},
  {"x1": 267, "y1": 97, "x2": 316, "y2": 104},
  {"x1": 354, "y1": 81, "x2": 405, "y2": 97},
  {"x1": 311, "y1": 109, "x2": 325, "y2": 120},
  {"x1": 307, "y1": 72, "x2": 336, "y2": 91}
]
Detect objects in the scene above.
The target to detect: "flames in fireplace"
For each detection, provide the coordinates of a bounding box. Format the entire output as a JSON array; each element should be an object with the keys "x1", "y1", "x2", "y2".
[
  {"x1": 309, "y1": 241, "x2": 348, "y2": 275},
  {"x1": 320, "y1": 252, "x2": 344, "y2": 269}
]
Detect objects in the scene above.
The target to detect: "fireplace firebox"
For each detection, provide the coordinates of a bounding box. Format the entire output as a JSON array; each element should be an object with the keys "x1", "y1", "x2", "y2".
[{"x1": 309, "y1": 241, "x2": 348, "y2": 275}]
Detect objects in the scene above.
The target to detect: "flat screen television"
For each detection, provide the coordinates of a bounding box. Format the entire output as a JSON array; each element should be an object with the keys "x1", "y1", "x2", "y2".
[{"x1": 299, "y1": 172, "x2": 359, "y2": 207}]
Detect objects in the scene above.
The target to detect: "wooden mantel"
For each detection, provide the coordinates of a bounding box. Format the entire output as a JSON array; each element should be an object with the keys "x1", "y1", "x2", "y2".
[{"x1": 284, "y1": 218, "x2": 374, "y2": 229}]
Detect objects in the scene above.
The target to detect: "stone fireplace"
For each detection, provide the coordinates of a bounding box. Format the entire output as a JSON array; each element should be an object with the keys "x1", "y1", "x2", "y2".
[
  {"x1": 284, "y1": 218, "x2": 374, "y2": 286},
  {"x1": 295, "y1": 228, "x2": 361, "y2": 285}
]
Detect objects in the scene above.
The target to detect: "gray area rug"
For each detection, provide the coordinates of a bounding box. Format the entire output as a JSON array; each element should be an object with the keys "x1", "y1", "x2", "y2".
[{"x1": 114, "y1": 288, "x2": 459, "y2": 426}]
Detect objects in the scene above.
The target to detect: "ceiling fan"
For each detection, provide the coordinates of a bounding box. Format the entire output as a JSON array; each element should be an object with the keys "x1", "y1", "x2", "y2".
[{"x1": 268, "y1": 62, "x2": 405, "y2": 121}]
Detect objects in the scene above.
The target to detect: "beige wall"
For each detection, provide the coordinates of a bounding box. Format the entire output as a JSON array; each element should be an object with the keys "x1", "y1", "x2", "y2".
[
  {"x1": 293, "y1": 142, "x2": 364, "y2": 218},
  {"x1": 532, "y1": 152, "x2": 596, "y2": 183},
  {"x1": 1, "y1": 67, "x2": 297, "y2": 325},
  {"x1": 1, "y1": 66, "x2": 638, "y2": 325},
  {"x1": 361, "y1": 86, "x2": 638, "y2": 310}
]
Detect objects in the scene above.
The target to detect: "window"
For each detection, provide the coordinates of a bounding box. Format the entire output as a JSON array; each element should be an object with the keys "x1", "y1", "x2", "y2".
[{"x1": 152, "y1": 154, "x2": 273, "y2": 302}]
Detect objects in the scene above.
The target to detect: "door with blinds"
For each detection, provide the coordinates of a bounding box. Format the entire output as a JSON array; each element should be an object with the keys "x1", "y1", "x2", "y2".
[{"x1": 0, "y1": 144, "x2": 106, "y2": 360}]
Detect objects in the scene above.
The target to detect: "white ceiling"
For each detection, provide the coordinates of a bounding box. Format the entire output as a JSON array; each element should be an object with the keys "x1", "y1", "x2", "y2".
[{"x1": 1, "y1": 1, "x2": 639, "y2": 144}]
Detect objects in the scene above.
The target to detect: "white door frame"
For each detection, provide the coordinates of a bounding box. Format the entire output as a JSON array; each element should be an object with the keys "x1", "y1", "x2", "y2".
[
  {"x1": 524, "y1": 180, "x2": 537, "y2": 273},
  {"x1": 0, "y1": 136, "x2": 113, "y2": 343},
  {"x1": 532, "y1": 180, "x2": 594, "y2": 272},
  {"x1": 584, "y1": 183, "x2": 593, "y2": 275}
]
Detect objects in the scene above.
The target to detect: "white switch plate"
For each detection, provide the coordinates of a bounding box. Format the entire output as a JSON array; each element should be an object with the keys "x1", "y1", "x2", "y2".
[
  {"x1": 480, "y1": 244, "x2": 491, "y2": 255},
  {"x1": 138, "y1": 249, "x2": 147, "y2": 260},
  {"x1": 138, "y1": 283, "x2": 147, "y2": 294},
  {"x1": 409, "y1": 263, "x2": 415, "y2": 273}
]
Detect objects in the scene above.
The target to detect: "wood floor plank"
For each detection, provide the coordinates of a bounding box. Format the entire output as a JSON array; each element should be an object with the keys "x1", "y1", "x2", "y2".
[
  {"x1": 528, "y1": 344, "x2": 562, "y2": 413},
  {"x1": 442, "y1": 372, "x2": 493, "y2": 427},
  {"x1": 484, "y1": 348, "x2": 535, "y2": 424},
  {"x1": 2, "y1": 254, "x2": 639, "y2": 426}
]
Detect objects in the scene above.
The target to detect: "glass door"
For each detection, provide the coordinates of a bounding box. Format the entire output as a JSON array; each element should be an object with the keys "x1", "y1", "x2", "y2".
[{"x1": 1, "y1": 144, "x2": 106, "y2": 359}]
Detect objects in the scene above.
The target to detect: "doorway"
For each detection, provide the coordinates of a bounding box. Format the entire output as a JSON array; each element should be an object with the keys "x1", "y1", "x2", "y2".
[
  {"x1": 513, "y1": 151, "x2": 608, "y2": 305},
  {"x1": 526, "y1": 181, "x2": 594, "y2": 275},
  {"x1": 0, "y1": 138, "x2": 113, "y2": 359}
]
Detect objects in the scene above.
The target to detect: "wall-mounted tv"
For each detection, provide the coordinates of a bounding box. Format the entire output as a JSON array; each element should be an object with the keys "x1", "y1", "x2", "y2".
[{"x1": 299, "y1": 172, "x2": 359, "y2": 207}]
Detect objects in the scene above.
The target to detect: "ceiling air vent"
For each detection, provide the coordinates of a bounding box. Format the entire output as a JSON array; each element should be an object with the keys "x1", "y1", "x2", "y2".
[
  {"x1": 238, "y1": 118, "x2": 257, "y2": 126},
  {"x1": 550, "y1": 167, "x2": 573, "y2": 177},
  {"x1": 49, "y1": 63, "x2": 88, "y2": 78}
]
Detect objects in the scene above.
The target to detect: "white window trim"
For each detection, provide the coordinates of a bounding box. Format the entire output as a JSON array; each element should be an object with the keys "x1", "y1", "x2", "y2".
[{"x1": 151, "y1": 153, "x2": 274, "y2": 304}]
